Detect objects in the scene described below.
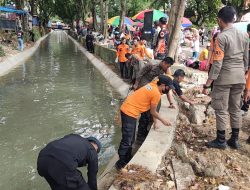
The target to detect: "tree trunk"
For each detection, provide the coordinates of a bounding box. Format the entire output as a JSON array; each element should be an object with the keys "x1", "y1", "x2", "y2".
[
  {"x1": 103, "y1": 0, "x2": 109, "y2": 38},
  {"x1": 100, "y1": 0, "x2": 104, "y2": 33},
  {"x1": 167, "y1": 0, "x2": 178, "y2": 38},
  {"x1": 92, "y1": 5, "x2": 98, "y2": 31},
  {"x1": 167, "y1": 0, "x2": 186, "y2": 60},
  {"x1": 29, "y1": 0, "x2": 37, "y2": 16},
  {"x1": 119, "y1": 0, "x2": 126, "y2": 32}
]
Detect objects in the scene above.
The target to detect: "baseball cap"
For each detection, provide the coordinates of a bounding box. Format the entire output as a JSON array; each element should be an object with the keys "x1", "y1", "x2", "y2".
[
  {"x1": 87, "y1": 136, "x2": 102, "y2": 153},
  {"x1": 159, "y1": 17, "x2": 167, "y2": 24},
  {"x1": 158, "y1": 75, "x2": 175, "y2": 90}
]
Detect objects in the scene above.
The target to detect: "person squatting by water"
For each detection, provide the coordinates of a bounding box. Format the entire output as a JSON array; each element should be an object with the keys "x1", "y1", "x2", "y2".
[
  {"x1": 166, "y1": 69, "x2": 196, "y2": 109},
  {"x1": 115, "y1": 75, "x2": 175, "y2": 170},
  {"x1": 203, "y1": 6, "x2": 249, "y2": 150},
  {"x1": 37, "y1": 134, "x2": 101, "y2": 190}
]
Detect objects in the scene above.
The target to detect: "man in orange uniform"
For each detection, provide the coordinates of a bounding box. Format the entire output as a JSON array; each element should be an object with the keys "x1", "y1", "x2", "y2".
[
  {"x1": 115, "y1": 75, "x2": 174, "y2": 170},
  {"x1": 140, "y1": 37, "x2": 153, "y2": 59},
  {"x1": 117, "y1": 38, "x2": 130, "y2": 78},
  {"x1": 131, "y1": 37, "x2": 145, "y2": 60},
  {"x1": 131, "y1": 37, "x2": 146, "y2": 79}
]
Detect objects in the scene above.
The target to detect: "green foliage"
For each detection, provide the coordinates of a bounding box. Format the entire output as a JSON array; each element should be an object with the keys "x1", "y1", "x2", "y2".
[
  {"x1": 37, "y1": 0, "x2": 56, "y2": 26},
  {"x1": 221, "y1": 0, "x2": 250, "y2": 21},
  {"x1": 0, "y1": 46, "x2": 5, "y2": 57},
  {"x1": 32, "y1": 27, "x2": 42, "y2": 41},
  {"x1": 185, "y1": 0, "x2": 221, "y2": 26},
  {"x1": 126, "y1": 0, "x2": 152, "y2": 17}
]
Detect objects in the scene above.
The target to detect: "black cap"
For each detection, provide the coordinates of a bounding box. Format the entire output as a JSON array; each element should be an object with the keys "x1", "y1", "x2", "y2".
[
  {"x1": 87, "y1": 136, "x2": 102, "y2": 153},
  {"x1": 158, "y1": 75, "x2": 175, "y2": 90},
  {"x1": 159, "y1": 17, "x2": 167, "y2": 24}
]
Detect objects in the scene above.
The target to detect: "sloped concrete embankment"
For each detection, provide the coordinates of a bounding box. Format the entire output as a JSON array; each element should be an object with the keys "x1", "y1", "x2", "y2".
[
  {"x1": 0, "y1": 33, "x2": 50, "y2": 77},
  {"x1": 67, "y1": 33, "x2": 178, "y2": 190}
]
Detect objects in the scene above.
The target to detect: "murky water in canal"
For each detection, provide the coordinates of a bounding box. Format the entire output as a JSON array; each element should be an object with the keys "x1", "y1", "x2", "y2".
[{"x1": 0, "y1": 31, "x2": 121, "y2": 190}]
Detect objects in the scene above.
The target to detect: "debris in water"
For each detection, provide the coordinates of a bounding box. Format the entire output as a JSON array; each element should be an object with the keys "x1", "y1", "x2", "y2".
[{"x1": 0, "y1": 117, "x2": 6, "y2": 124}]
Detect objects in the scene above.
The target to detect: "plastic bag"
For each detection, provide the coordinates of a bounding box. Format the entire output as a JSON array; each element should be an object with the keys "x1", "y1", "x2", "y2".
[{"x1": 115, "y1": 56, "x2": 118, "y2": 63}]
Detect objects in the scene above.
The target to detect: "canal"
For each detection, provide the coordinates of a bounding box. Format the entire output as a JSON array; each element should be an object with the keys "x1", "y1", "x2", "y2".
[{"x1": 0, "y1": 31, "x2": 121, "y2": 190}]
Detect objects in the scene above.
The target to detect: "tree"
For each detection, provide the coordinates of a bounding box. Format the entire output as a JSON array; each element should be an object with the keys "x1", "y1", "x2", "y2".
[
  {"x1": 222, "y1": 0, "x2": 250, "y2": 21},
  {"x1": 29, "y1": 0, "x2": 37, "y2": 16},
  {"x1": 119, "y1": 0, "x2": 126, "y2": 32},
  {"x1": 167, "y1": 0, "x2": 186, "y2": 59},
  {"x1": 100, "y1": 0, "x2": 104, "y2": 33},
  {"x1": 185, "y1": 0, "x2": 221, "y2": 26},
  {"x1": 150, "y1": 0, "x2": 170, "y2": 12},
  {"x1": 37, "y1": 0, "x2": 55, "y2": 27},
  {"x1": 103, "y1": 0, "x2": 109, "y2": 37}
]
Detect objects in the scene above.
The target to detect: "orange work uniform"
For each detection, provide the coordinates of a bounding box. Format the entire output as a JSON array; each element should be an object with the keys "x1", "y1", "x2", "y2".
[
  {"x1": 131, "y1": 44, "x2": 145, "y2": 60},
  {"x1": 117, "y1": 44, "x2": 130, "y2": 62},
  {"x1": 120, "y1": 82, "x2": 161, "y2": 118}
]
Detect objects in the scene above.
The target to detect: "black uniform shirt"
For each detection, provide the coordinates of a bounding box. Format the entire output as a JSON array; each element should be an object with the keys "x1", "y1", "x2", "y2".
[
  {"x1": 39, "y1": 134, "x2": 98, "y2": 190},
  {"x1": 172, "y1": 79, "x2": 183, "y2": 96},
  {"x1": 166, "y1": 79, "x2": 183, "y2": 96}
]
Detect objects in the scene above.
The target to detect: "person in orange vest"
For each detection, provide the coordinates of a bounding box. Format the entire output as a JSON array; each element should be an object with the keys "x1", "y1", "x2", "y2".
[
  {"x1": 115, "y1": 75, "x2": 174, "y2": 170},
  {"x1": 131, "y1": 37, "x2": 145, "y2": 61},
  {"x1": 140, "y1": 37, "x2": 153, "y2": 59},
  {"x1": 116, "y1": 38, "x2": 130, "y2": 79}
]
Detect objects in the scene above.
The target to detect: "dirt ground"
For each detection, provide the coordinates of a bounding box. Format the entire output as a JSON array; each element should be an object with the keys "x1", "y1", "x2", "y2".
[
  {"x1": 0, "y1": 37, "x2": 34, "y2": 62},
  {"x1": 160, "y1": 112, "x2": 250, "y2": 190}
]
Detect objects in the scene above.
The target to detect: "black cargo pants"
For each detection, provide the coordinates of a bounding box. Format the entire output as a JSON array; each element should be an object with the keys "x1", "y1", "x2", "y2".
[
  {"x1": 117, "y1": 111, "x2": 137, "y2": 168},
  {"x1": 37, "y1": 156, "x2": 90, "y2": 190},
  {"x1": 136, "y1": 100, "x2": 161, "y2": 144}
]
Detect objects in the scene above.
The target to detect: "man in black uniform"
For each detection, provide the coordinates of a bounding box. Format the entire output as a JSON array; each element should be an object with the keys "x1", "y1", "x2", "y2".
[
  {"x1": 86, "y1": 30, "x2": 95, "y2": 53},
  {"x1": 37, "y1": 134, "x2": 102, "y2": 190},
  {"x1": 167, "y1": 69, "x2": 195, "y2": 108}
]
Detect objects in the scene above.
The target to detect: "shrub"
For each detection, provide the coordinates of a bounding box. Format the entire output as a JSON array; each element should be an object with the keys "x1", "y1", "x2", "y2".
[{"x1": 32, "y1": 27, "x2": 42, "y2": 41}]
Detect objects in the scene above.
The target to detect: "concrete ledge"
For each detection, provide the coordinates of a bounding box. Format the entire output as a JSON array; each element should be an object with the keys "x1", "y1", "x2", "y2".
[
  {"x1": 0, "y1": 33, "x2": 50, "y2": 77},
  {"x1": 67, "y1": 33, "x2": 178, "y2": 190}
]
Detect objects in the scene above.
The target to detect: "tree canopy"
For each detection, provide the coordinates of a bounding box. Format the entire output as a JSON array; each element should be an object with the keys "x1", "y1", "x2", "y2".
[{"x1": 2, "y1": 0, "x2": 250, "y2": 28}]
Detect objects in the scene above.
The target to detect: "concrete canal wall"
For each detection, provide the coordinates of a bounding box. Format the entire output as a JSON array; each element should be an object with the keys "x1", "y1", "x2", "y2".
[
  {"x1": 0, "y1": 33, "x2": 50, "y2": 77},
  {"x1": 68, "y1": 32, "x2": 178, "y2": 190}
]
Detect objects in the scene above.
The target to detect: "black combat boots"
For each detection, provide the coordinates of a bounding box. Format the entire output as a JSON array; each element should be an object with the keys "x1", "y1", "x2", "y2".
[
  {"x1": 227, "y1": 128, "x2": 240, "y2": 149},
  {"x1": 206, "y1": 130, "x2": 227, "y2": 149}
]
